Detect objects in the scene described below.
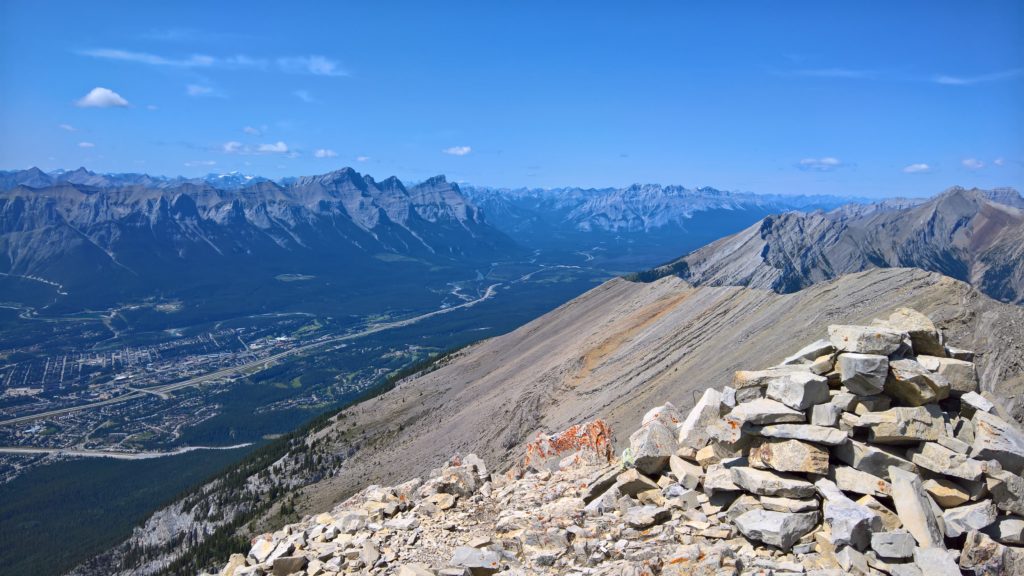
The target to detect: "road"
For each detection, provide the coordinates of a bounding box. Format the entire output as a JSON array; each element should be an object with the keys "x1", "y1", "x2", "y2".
[
  {"x1": 0, "y1": 281, "x2": 502, "y2": 427},
  {"x1": 0, "y1": 443, "x2": 252, "y2": 460}
]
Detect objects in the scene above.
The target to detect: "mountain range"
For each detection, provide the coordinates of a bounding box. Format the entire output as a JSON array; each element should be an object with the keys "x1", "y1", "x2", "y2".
[{"x1": 633, "y1": 186, "x2": 1024, "y2": 304}]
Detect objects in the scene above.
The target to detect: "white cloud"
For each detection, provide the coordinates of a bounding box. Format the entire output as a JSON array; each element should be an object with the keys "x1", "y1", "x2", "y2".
[
  {"x1": 59, "y1": 123, "x2": 78, "y2": 132},
  {"x1": 243, "y1": 125, "x2": 262, "y2": 136},
  {"x1": 797, "y1": 157, "x2": 842, "y2": 171},
  {"x1": 186, "y1": 84, "x2": 218, "y2": 97},
  {"x1": 223, "y1": 141, "x2": 244, "y2": 153},
  {"x1": 79, "y1": 48, "x2": 263, "y2": 70},
  {"x1": 146, "y1": 104, "x2": 159, "y2": 110},
  {"x1": 293, "y1": 90, "x2": 314, "y2": 103},
  {"x1": 993, "y1": 157, "x2": 1005, "y2": 167},
  {"x1": 184, "y1": 160, "x2": 217, "y2": 167},
  {"x1": 443, "y1": 146, "x2": 472, "y2": 156},
  {"x1": 314, "y1": 148, "x2": 338, "y2": 158},
  {"x1": 933, "y1": 68, "x2": 1023, "y2": 86},
  {"x1": 788, "y1": 68, "x2": 875, "y2": 79},
  {"x1": 962, "y1": 158, "x2": 985, "y2": 170},
  {"x1": 78, "y1": 141, "x2": 96, "y2": 148},
  {"x1": 258, "y1": 141, "x2": 289, "y2": 153},
  {"x1": 278, "y1": 55, "x2": 346, "y2": 77},
  {"x1": 356, "y1": 155, "x2": 370, "y2": 162},
  {"x1": 902, "y1": 163, "x2": 930, "y2": 174},
  {"x1": 75, "y1": 87, "x2": 129, "y2": 108}
]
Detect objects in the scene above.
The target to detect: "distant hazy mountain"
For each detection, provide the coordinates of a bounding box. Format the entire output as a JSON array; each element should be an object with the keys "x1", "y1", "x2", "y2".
[
  {"x1": 0, "y1": 167, "x2": 517, "y2": 313},
  {"x1": 462, "y1": 184, "x2": 859, "y2": 267},
  {"x1": 633, "y1": 186, "x2": 1024, "y2": 304}
]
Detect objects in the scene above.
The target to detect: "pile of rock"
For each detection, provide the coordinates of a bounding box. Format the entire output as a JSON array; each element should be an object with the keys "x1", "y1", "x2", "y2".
[{"x1": 213, "y1": 308, "x2": 1024, "y2": 575}]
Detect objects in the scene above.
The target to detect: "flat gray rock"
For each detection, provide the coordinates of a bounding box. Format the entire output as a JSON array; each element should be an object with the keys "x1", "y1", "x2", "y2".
[
  {"x1": 942, "y1": 499, "x2": 997, "y2": 538},
  {"x1": 733, "y1": 509, "x2": 819, "y2": 550},
  {"x1": 753, "y1": 423, "x2": 848, "y2": 446},
  {"x1": 837, "y1": 352, "x2": 889, "y2": 395},
  {"x1": 871, "y1": 529, "x2": 915, "y2": 559},
  {"x1": 629, "y1": 421, "x2": 677, "y2": 474},
  {"x1": 856, "y1": 405, "x2": 944, "y2": 444},
  {"x1": 765, "y1": 371, "x2": 830, "y2": 410},
  {"x1": 730, "y1": 466, "x2": 816, "y2": 498},
  {"x1": 889, "y1": 466, "x2": 945, "y2": 548},
  {"x1": 828, "y1": 324, "x2": 905, "y2": 355},
  {"x1": 972, "y1": 410, "x2": 1024, "y2": 475}
]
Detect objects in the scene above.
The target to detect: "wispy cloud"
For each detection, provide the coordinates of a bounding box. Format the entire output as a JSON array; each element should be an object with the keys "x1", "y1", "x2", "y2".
[
  {"x1": 994, "y1": 157, "x2": 1005, "y2": 167},
  {"x1": 293, "y1": 90, "x2": 315, "y2": 103},
  {"x1": 223, "y1": 140, "x2": 292, "y2": 155},
  {"x1": 278, "y1": 56, "x2": 347, "y2": 77},
  {"x1": 902, "y1": 163, "x2": 930, "y2": 174},
  {"x1": 243, "y1": 125, "x2": 263, "y2": 136},
  {"x1": 962, "y1": 158, "x2": 985, "y2": 170},
  {"x1": 787, "y1": 68, "x2": 876, "y2": 79},
  {"x1": 81, "y1": 48, "x2": 346, "y2": 77},
  {"x1": 78, "y1": 141, "x2": 96, "y2": 148},
  {"x1": 184, "y1": 160, "x2": 217, "y2": 167},
  {"x1": 356, "y1": 155, "x2": 370, "y2": 162},
  {"x1": 76, "y1": 87, "x2": 129, "y2": 108},
  {"x1": 933, "y1": 68, "x2": 1023, "y2": 86},
  {"x1": 797, "y1": 157, "x2": 843, "y2": 171},
  {"x1": 186, "y1": 84, "x2": 224, "y2": 98},
  {"x1": 58, "y1": 123, "x2": 78, "y2": 132},
  {"x1": 443, "y1": 146, "x2": 472, "y2": 156},
  {"x1": 314, "y1": 148, "x2": 338, "y2": 158}
]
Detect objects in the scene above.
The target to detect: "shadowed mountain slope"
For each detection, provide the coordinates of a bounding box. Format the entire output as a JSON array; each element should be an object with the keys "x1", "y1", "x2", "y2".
[{"x1": 631, "y1": 187, "x2": 1024, "y2": 304}]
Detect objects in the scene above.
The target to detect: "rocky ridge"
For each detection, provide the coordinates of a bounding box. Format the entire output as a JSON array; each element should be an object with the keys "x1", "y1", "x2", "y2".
[{"x1": 211, "y1": 308, "x2": 1024, "y2": 576}]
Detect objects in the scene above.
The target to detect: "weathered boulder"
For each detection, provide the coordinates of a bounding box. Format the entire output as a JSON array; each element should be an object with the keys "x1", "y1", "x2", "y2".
[
  {"x1": 857, "y1": 495, "x2": 903, "y2": 531},
  {"x1": 760, "y1": 496, "x2": 817, "y2": 513},
  {"x1": 828, "y1": 324, "x2": 905, "y2": 355},
  {"x1": 733, "y1": 509, "x2": 819, "y2": 550},
  {"x1": 982, "y1": 515, "x2": 1024, "y2": 545},
  {"x1": 831, "y1": 466, "x2": 891, "y2": 498},
  {"x1": 942, "y1": 500, "x2": 997, "y2": 538},
  {"x1": 913, "y1": 547, "x2": 961, "y2": 576},
  {"x1": 450, "y1": 546, "x2": 502, "y2": 575},
  {"x1": 752, "y1": 423, "x2": 848, "y2": 446},
  {"x1": 675, "y1": 388, "x2": 723, "y2": 450},
  {"x1": 815, "y1": 478, "x2": 882, "y2": 550},
  {"x1": 871, "y1": 529, "x2": 916, "y2": 559},
  {"x1": 614, "y1": 468, "x2": 659, "y2": 497},
  {"x1": 960, "y1": 530, "x2": 1024, "y2": 575},
  {"x1": 641, "y1": 402, "x2": 684, "y2": 428},
  {"x1": 922, "y1": 477, "x2": 970, "y2": 508},
  {"x1": 885, "y1": 359, "x2": 950, "y2": 406},
  {"x1": 765, "y1": 371, "x2": 830, "y2": 410},
  {"x1": 837, "y1": 353, "x2": 889, "y2": 395},
  {"x1": 884, "y1": 308, "x2": 945, "y2": 356},
  {"x1": 272, "y1": 555, "x2": 308, "y2": 576},
  {"x1": 781, "y1": 339, "x2": 835, "y2": 365},
  {"x1": 919, "y1": 356, "x2": 979, "y2": 395},
  {"x1": 833, "y1": 439, "x2": 915, "y2": 480},
  {"x1": 972, "y1": 411, "x2": 1024, "y2": 474},
  {"x1": 889, "y1": 466, "x2": 945, "y2": 548},
  {"x1": 730, "y1": 467, "x2": 816, "y2": 498},
  {"x1": 624, "y1": 504, "x2": 671, "y2": 529},
  {"x1": 724, "y1": 398, "x2": 805, "y2": 428},
  {"x1": 910, "y1": 441, "x2": 986, "y2": 482},
  {"x1": 668, "y1": 455, "x2": 701, "y2": 489},
  {"x1": 960, "y1": 391, "x2": 994, "y2": 419},
  {"x1": 397, "y1": 564, "x2": 436, "y2": 576},
  {"x1": 628, "y1": 421, "x2": 677, "y2": 474},
  {"x1": 856, "y1": 405, "x2": 944, "y2": 444},
  {"x1": 733, "y1": 366, "x2": 808, "y2": 402},
  {"x1": 987, "y1": 469, "x2": 1024, "y2": 516},
  {"x1": 810, "y1": 403, "x2": 843, "y2": 427},
  {"x1": 749, "y1": 438, "x2": 829, "y2": 475}
]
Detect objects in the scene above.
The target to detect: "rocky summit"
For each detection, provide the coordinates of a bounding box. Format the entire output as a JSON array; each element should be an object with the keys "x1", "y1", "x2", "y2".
[{"x1": 211, "y1": 308, "x2": 1024, "y2": 576}]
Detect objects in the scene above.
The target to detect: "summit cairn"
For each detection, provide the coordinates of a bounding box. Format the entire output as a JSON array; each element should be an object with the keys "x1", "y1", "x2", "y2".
[{"x1": 213, "y1": 308, "x2": 1024, "y2": 575}]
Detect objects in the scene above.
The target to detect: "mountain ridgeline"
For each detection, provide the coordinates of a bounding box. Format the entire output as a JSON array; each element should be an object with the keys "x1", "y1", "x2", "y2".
[
  {"x1": 0, "y1": 168, "x2": 517, "y2": 317},
  {"x1": 630, "y1": 187, "x2": 1024, "y2": 304}
]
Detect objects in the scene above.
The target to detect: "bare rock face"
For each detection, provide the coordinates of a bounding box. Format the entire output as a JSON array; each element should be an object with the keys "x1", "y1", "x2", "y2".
[
  {"x1": 884, "y1": 308, "x2": 946, "y2": 357},
  {"x1": 210, "y1": 308, "x2": 1024, "y2": 576},
  {"x1": 837, "y1": 352, "x2": 890, "y2": 395},
  {"x1": 885, "y1": 358, "x2": 951, "y2": 406}
]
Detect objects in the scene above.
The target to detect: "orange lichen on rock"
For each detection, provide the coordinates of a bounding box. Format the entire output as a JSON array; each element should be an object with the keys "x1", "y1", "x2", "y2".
[{"x1": 523, "y1": 419, "x2": 615, "y2": 472}]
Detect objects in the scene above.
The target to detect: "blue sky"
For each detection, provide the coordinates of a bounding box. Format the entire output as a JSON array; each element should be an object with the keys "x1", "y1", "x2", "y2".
[{"x1": 1, "y1": 1, "x2": 1021, "y2": 197}]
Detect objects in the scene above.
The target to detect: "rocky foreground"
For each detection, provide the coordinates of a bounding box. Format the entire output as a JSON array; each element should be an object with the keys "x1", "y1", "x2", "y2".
[{"x1": 212, "y1": 308, "x2": 1024, "y2": 576}]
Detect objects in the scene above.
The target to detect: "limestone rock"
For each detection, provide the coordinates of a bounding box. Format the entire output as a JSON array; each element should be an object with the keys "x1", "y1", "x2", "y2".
[
  {"x1": 733, "y1": 365, "x2": 808, "y2": 402},
  {"x1": 884, "y1": 308, "x2": 945, "y2": 356},
  {"x1": 885, "y1": 358, "x2": 951, "y2": 406},
  {"x1": 870, "y1": 529, "x2": 915, "y2": 559},
  {"x1": 724, "y1": 398, "x2": 805, "y2": 427},
  {"x1": 760, "y1": 496, "x2": 817, "y2": 513},
  {"x1": 629, "y1": 421, "x2": 677, "y2": 474},
  {"x1": 987, "y1": 469, "x2": 1024, "y2": 516},
  {"x1": 730, "y1": 467, "x2": 816, "y2": 498},
  {"x1": 889, "y1": 466, "x2": 945, "y2": 548},
  {"x1": 272, "y1": 556, "x2": 308, "y2": 576},
  {"x1": 942, "y1": 500, "x2": 997, "y2": 538},
  {"x1": 837, "y1": 353, "x2": 889, "y2": 395},
  {"x1": 923, "y1": 478, "x2": 971, "y2": 508},
  {"x1": 615, "y1": 468, "x2": 659, "y2": 497},
  {"x1": 857, "y1": 495, "x2": 903, "y2": 531},
  {"x1": 811, "y1": 403, "x2": 842, "y2": 427},
  {"x1": 624, "y1": 504, "x2": 670, "y2": 529},
  {"x1": 668, "y1": 455, "x2": 702, "y2": 489},
  {"x1": 450, "y1": 546, "x2": 502, "y2": 575},
  {"x1": 910, "y1": 441, "x2": 986, "y2": 482},
  {"x1": 960, "y1": 530, "x2": 1024, "y2": 575},
  {"x1": 831, "y1": 466, "x2": 892, "y2": 498},
  {"x1": 765, "y1": 371, "x2": 830, "y2": 410},
  {"x1": 753, "y1": 423, "x2": 848, "y2": 445},
  {"x1": 922, "y1": 356, "x2": 979, "y2": 394},
  {"x1": 913, "y1": 547, "x2": 961, "y2": 576},
  {"x1": 960, "y1": 391, "x2": 994, "y2": 419},
  {"x1": 833, "y1": 439, "x2": 915, "y2": 480},
  {"x1": 676, "y1": 388, "x2": 723, "y2": 450},
  {"x1": 828, "y1": 324, "x2": 905, "y2": 355},
  {"x1": 971, "y1": 411, "x2": 1024, "y2": 474},
  {"x1": 733, "y1": 509, "x2": 819, "y2": 550},
  {"x1": 782, "y1": 339, "x2": 835, "y2": 365},
  {"x1": 641, "y1": 402, "x2": 684, "y2": 428},
  {"x1": 749, "y1": 438, "x2": 829, "y2": 475},
  {"x1": 815, "y1": 478, "x2": 883, "y2": 550},
  {"x1": 857, "y1": 405, "x2": 943, "y2": 445},
  {"x1": 982, "y1": 515, "x2": 1024, "y2": 545},
  {"x1": 398, "y1": 564, "x2": 436, "y2": 576}
]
